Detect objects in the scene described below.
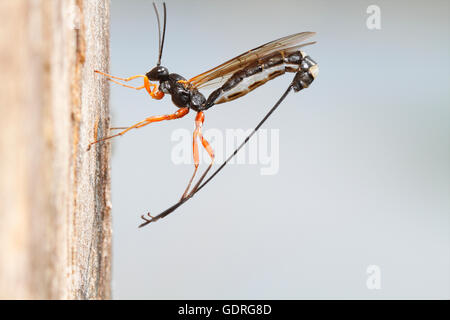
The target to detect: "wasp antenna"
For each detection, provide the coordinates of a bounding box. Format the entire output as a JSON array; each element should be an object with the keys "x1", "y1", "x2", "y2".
[
  {"x1": 152, "y1": 2, "x2": 167, "y2": 66},
  {"x1": 158, "y1": 2, "x2": 167, "y2": 66},
  {"x1": 152, "y1": 2, "x2": 162, "y2": 66}
]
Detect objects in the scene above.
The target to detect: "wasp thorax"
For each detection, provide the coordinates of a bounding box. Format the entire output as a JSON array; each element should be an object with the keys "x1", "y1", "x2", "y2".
[{"x1": 146, "y1": 65, "x2": 169, "y2": 81}]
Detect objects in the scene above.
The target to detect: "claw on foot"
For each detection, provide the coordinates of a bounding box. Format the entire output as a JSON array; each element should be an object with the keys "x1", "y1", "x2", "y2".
[{"x1": 139, "y1": 212, "x2": 156, "y2": 228}]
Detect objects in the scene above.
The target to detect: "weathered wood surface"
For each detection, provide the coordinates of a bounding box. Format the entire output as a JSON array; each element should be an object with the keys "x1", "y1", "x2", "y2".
[{"x1": 0, "y1": 0, "x2": 111, "y2": 299}]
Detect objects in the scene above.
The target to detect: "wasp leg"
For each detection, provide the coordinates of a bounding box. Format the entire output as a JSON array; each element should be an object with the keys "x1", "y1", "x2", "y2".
[
  {"x1": 107, "y1": 79, "x2": 145, "y2": 90},
  {"x1": 181, "y1": 112, "x2": 215, "y2": 200},
  {"x1": 94, "y1": 70, "x2": 164, "y2": 100},
  {"x1": 181, "y1": 166, "x2": 198, "y2": 201},
  {"x1": 180, "y1": 112, "x2": 203, "y2": 200},
  {"x1": 87, "y1": 107, "x2": 189, "y2": 150}
]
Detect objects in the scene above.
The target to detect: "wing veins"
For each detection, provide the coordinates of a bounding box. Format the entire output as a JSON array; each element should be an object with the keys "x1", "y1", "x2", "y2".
[{"x1": 189, "y1": 32, "x2": 316, "y2": 89}]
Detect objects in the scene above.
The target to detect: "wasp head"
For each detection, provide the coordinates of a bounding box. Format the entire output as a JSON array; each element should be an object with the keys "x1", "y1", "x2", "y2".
[{"x1": 146, "y1": 65, "x2": 169, "y2": 82}]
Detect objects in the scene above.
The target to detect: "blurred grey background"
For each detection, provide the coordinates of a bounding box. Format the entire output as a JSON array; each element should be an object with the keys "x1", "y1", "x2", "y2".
[{"x1": 109, "y1": 0, "x2": 449, "y2": 299}]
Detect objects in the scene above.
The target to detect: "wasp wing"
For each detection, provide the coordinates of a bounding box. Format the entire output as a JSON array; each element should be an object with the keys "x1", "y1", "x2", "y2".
[
  {"x1": 195, "y1": 42, "x2": 317, "y2": 90},
  {"x1": 188, "y1": 32, "x2": 316, "y2": 89}
]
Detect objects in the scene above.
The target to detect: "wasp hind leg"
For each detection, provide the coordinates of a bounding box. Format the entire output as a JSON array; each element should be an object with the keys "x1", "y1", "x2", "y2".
[
  {"x1": 180, "y1": 111, "x2": 215, "y2": 200},
  {"x1": 138, "y1": 112, "x2": 214, "y2": 227},
  {"x1": 87, "y1": 108, "x2": 189, "y2": 151}
]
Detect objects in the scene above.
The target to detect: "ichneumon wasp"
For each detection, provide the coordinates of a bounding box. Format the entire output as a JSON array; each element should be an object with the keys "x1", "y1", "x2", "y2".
[{"x1": 88, "y1": 3, "x2": 319, "y2": 227}]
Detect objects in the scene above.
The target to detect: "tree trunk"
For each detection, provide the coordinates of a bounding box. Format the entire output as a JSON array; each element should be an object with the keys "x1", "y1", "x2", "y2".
[{"x1": 0, "y1": 0, "x2": 111, "y2": 299}]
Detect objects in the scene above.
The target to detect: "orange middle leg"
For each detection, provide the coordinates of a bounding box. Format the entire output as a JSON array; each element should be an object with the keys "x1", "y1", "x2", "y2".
[{"x1": 87, "y1": 107, "x2": 189, "y2": 150}]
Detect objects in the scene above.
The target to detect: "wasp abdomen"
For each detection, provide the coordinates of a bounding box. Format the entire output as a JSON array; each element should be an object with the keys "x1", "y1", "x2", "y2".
[{"x1": 203, "y1": 51, "x2": 318, "y2": 109}]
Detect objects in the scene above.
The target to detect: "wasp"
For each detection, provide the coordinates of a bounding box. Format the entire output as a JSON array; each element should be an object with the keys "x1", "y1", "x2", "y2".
[{"x1": 89, "y1": 3, "x2": 319, "y2": 227}]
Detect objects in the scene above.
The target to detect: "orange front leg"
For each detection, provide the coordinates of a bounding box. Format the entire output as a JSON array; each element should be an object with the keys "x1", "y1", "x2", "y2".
[{"x1": 94, "y1": 70, "x2": 164, "y2": 100}]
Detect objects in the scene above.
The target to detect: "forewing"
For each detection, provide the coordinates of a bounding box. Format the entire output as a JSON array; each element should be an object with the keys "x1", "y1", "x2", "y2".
[{"x1": 189, "y1": 32, "x2": 316, "y2": 89}]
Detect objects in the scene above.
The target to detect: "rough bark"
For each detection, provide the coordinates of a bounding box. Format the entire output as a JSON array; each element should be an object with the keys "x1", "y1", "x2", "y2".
[{"x1": 0, "y1": 0, "x2": 111, "y2": 299}]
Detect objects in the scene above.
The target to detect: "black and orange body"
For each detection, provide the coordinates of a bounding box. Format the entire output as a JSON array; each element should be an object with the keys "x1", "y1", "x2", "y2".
[{"x1": 89, "y1": 2, "x2": 319, "y2": 227}]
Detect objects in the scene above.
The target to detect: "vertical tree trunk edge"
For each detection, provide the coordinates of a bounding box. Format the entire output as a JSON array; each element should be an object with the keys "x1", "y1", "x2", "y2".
[{"x1": 0, "y1": 0, "x2": 112, "y2": 300}]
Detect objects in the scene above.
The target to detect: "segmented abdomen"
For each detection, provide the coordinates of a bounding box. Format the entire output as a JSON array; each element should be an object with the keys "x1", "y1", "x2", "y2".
[{"x1": 212, "y1": 50, "x2": 306, "y2": 105}]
